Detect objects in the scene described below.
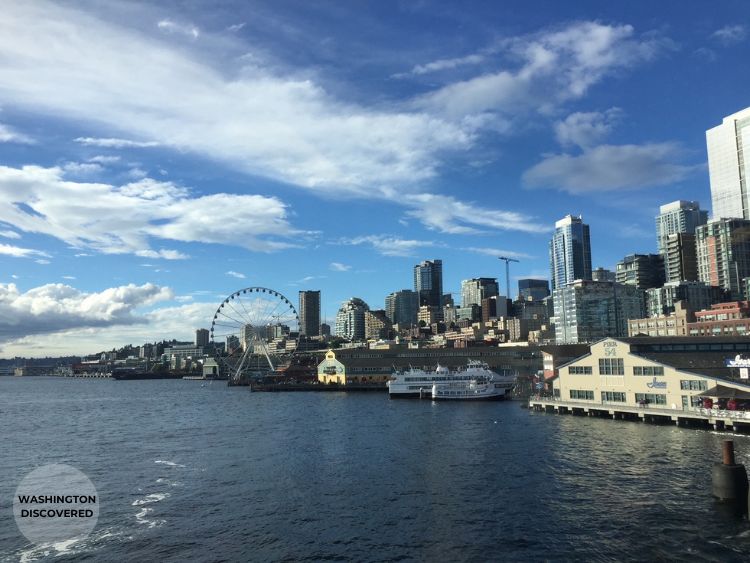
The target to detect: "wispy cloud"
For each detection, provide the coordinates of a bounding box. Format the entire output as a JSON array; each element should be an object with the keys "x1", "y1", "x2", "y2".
[
  {"x1": 0, "y1": 243, "x2": 50, "y2": 259},
  {"x1": 157, "y1": 19, "x2": 200, "y2": 39},
  {"x1": 74, "y1": 137, "x2": 160, "y2": 149},
  {"x1": 0, "y1": 230, "x2": 21, "y2": 239},
  {"x1": 464, "y1": 247, "x2": 532, "y2": 259},
  {"x1": 329, "y1": 262, "x2": 351, "y2": 272},
  {"x1": 0, "y1": 122, "x2": 34, "y2": 144},
  {"x1": 523, "y1": 143, "x2": 697, "y2": 193},
  {"x1": 554, "y1": 108, "x2": 623, "y2": 149},
  {"x1": 227, "y1": 22, "x2": 246, "y2": 33},
  {"x1": 340, "y1": 235, "x2": 437, "y2": 257},
  {"x1": 712, "y1": 24, "x2": 746, "y2": 46},
  {"x1": 226, "y1": 271, "x2": 246, "y2": 279}
]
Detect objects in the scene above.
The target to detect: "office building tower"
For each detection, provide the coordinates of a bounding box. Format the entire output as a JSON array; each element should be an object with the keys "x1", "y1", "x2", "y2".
[
  {"x1": 552, "y1": 280, "x2": 645, "y2": 344},
  {"x1": 696, "y1": 218, "x2": 750, "y2": 299},
  {"x1": 518, "y1": 279, "x2": 550, "y2": 301},
  {"x1": 298, "y1": 290, "x2": 321, "y2": 337},
  {"x1": 549, "y1": 215, "x2": 592, "y2": 290},
  {"x1": 413, "y1": 260, "x2": 443, "y2": 308},
  {"x1": 655, "y1": 200, "x2": 708, "y2": 254},
  {"x1": 334, "y1": 298, "x2": 369, "y2": 340},
  {"x1": 646, "y1": 281, "x2": 726, "y2": 317},
  {"x1": 615, "y1": 254, "x2": 665, "y2": 290},
  {"x1": 664, "y1": 233, "x2": 698, "y2": 283},
  {"x1": 385, "y1": 289, "x2": 419, "y2": 327},
  {"x1": 461, "y1": 277, "x2": 499, "y2": 308},
  {"x1": 707, "y1": 107, "x2": 750, "y2": 220},
  {"x1": 195, "y1": 328, "x2": 209, "y2": 347}
]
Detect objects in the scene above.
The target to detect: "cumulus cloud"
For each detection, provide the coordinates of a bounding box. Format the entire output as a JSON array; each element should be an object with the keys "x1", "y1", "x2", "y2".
[
  {"x1": 340, "y1": 235, "x2": 437, "y2": 257},
  {"x1": 523, "y1": 143, "x2": 696, "y2": 193},
  {"x1": 0, "y1": 165, "x2": 303, "y2": 256},
  {"x1": 0, "y1": 282, "x2": 173, "y2": 341},
  {"x1": 329, "y1": 262, "x2": 351, "y2": 272},
  {"x1": 0, "y1": 122, "x2": 34, "y2": 144},
  {"x1": 554, "y1": 108, "x2": 622, "y2": 149},
  {"x1": 712, "y1": 24, "x2": 746, "y2": 46}
]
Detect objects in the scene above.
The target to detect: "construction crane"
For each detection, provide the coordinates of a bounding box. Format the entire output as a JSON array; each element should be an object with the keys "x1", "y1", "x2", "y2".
[{"x1": 498, "y1": 256, "x2": 520, "y2": 299}]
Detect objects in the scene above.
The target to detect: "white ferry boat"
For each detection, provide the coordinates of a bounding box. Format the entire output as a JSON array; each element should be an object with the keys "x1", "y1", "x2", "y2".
[{"x1": 388, "y1": 360, "x2": 516, "y2": 400}]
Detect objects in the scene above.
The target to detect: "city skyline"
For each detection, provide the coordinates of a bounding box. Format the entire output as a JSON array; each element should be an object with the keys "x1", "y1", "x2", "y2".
[{"x1": 1, "y1": 1, "x2": 749, "y2": 356}]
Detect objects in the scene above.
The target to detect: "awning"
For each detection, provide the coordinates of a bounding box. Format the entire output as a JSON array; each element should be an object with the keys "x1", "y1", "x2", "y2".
[{"x1": 702, "y1": 384, "x2": 750, "y2": 400}]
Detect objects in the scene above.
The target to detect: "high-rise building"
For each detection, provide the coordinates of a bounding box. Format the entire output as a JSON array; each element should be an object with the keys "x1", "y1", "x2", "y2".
[
  {"x1": 615, "y1": 254, "x2": 665, "y2": 290},
  {"x1": 195, "y1": 328, "x2": 209, "y2": 347},
  {"x1": 696, "y1": 218, "x2": 750, "y2": 299},
  {"x1": 707, "y1": 107, "x2": 750, "y2": 220},
  {"x1": 298, "y1": 290, "x2": 321, "y2": 337},
  {"x1": 518, "y1": 279, "x2": 550, "y2": 301},
  {"x1": 364, "y1": 310, "x2": 391, "y2": 340},
  {"x1": 592, "y1": 267, "x2": 616, "y2": 282},
  {"x1": 655, "y1": 200, "x2": 708, "y2": 254},
  {"x1": 334, "y1": 298, "x2": 369, "y2": 340},
  {"x1": 552, "y1": 280, "x2": 645, "y2": 344},
  {"x1": 664, "y1": 233, "x2": 698, "y2": 283},
  {"x1": 413, "y1": 259, "x2": 443, "y2": 308},
  {"x1": 645, "y1": 281, "x2": 726, "y2": 317},
  {"x1": 549, "y1": 215, "x2": 592, "y2": 290},
  {"x1": 385, "y1": 289, "x2": 419, "y2": 327},
  {"x1": 461, "y1": 277, "x2": 499, "y2": 307}
]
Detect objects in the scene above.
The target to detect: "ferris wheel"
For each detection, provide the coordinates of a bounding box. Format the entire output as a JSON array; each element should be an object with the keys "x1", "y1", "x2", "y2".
[{"x1": 210, "y1": 287, "x2": 299, "y2": 383}]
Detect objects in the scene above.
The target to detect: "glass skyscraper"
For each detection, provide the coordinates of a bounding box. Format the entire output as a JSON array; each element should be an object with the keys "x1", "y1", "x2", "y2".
[
  {"x1": 654, "y1": 200, "x2": 707, "y2": 254},
  {"x1": 549, "y1": 215, "x2": 592, "y2": 290},
  {"x1": 707, "y1": 107, "x2": 750, "y2": 220},
  {"x1": 298, "y1": 290, "x2": 321, "y2": 337},
  {"x1": 413, "y1": 259, "x2": 443, "y2": 308}
]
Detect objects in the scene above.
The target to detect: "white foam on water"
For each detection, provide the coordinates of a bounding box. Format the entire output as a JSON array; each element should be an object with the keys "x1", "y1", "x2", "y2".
[
  {"x1": 132, "y1": 492, "x2": 170, "y2": 506},
  {"x1": 154, "y1": 460, "x2": 185, "y2": 467}
]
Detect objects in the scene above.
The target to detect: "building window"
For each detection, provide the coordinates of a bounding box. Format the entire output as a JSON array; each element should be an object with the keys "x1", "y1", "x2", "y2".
[
  {"x1": 570, "y1": 389, "x2": 594, "y2": 400},
  {"x1": 633, "y1": 366, "x2": 664, "y2": 376},
  {"x1": 569, "y1": 366, "x2": 593, "y2": 375},
  {"x1": 635, "y1": 393, "x2": 667, "y2": 405},
  {"x1": 601, "y1": 391, "x2": 626, "y2": 402},
  {"x1": 680, "y1": 380, "x2": 708, "y2": 391},
  {"x1": 599, "y1": 358, "x2": 624, "y2": 376}
]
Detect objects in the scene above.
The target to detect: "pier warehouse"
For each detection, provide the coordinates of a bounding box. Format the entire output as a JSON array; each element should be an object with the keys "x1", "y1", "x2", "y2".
[{"x1": 542, "y1": 336, "x2": 750, "y2": 429}]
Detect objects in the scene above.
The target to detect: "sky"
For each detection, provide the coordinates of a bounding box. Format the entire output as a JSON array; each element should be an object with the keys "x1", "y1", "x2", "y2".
[{"x1": 0, "y1": 0, "x2": 749, "y2": 357}]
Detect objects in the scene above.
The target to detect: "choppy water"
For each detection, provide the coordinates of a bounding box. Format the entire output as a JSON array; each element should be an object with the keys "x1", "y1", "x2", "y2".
[{"x1": 2, "y1": 377, "x2": 750, "y2": 562}]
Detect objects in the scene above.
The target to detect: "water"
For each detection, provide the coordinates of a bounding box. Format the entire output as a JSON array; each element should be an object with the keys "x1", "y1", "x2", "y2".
[{"x1": 2, "y1": 377, "x2": 750, "y2": 562}]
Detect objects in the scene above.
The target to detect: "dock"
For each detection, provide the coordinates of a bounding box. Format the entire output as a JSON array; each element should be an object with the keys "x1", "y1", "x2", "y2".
[{"x1": 529, "y1": 397, "x2": 750, "y2": 432}]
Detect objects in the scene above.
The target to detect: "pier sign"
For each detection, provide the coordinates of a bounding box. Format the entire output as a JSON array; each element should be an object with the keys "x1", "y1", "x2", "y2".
[
  {"x1": 646, "y1": 377, "x2": 667, "y2": 389},
  {"x1": 725, "y1": 355, "x2": 750, "y2": 368}
]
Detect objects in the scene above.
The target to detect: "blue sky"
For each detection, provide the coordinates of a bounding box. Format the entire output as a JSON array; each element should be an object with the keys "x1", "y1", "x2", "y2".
[{"x1": 0, "y1": 0, "x2": 748, "y2": 356}]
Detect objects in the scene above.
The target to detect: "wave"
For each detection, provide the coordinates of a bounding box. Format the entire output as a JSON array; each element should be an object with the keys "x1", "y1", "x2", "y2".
[{"x1": 154, "y1": 460, "x2": 185, "y2": 467}]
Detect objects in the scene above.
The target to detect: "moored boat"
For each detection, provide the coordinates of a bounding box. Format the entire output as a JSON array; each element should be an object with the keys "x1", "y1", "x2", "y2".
[{"x1": 388, "y1": 360, "x2": 516, "y2": 400}]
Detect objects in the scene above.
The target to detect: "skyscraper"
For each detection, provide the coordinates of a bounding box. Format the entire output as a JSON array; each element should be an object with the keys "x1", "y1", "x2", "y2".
[
  {"x1": 549, "y1": 215, "x2": 592, "y2": 290},
  {"x1": 518, "y1": 279, "x2": 550, "y2": 301},
  {"x1": 707, "y1": 107, "x2": 750, "y2": 220},
  {"x1": 655, "y1": 200, "x2": 708, "y2": 254},
  {"x1": 460, "y1": 277, "x2": 499, "y2": 307},
  {"x1": 385, "y1": 289, "x2": 419, "y2": 327},
  {"x1": 696, "y1": 218, "x2": 750, "y2": 299},
  {"x1": 298, "y1": 290, "x2": 321, "y2": 337},
  {"x1": 334, "y1": 298, "x2": 369, "y2": 340},
  {"x1": 195, "y1": 328, "x2": 209, "y2": 347},
  {"x1": 615, "y1": 254, "x2": 665, "y2": 290},
  {"x1": 413, "y1": 259, "x2": 443, "y2": 308},
  {"x1": 664, "y1": 233, "x2": 698, "y2": 283}
]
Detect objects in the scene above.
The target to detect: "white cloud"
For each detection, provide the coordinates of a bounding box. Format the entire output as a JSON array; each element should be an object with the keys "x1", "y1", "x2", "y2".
[
  {"x1": 554, "y1": 108, "x2": 622, "y2": 149},
  {"x1": 712, "y1": 25, "x2": 746, "y2": 46},
  {"x1": 415, "y1": 22, "x2": 673, "y2": 121},
  {"x1": 464, "y1": 247, "x2": 532, "y2": 259},
  {"x1": 0, "y1": 243, "x2": 50, "y2": 259},
  {"x1": 226, "y1": 270, "x2": 246, "y2": 279},
  {"x1": 87, "y1": 155, "x2": 121, "y2": 164},
  {"x1": 0, "y1": 122, "x2": 34, "y2": 144},
  {"x1": 0, "y1": 282, "x2": 173, "y2": 341},
  {"x1": 0, "y1": 230, "x2": 21, "y2": 239},
  {"x1": 329, "y1": 262, "x2": 351, "y2": 272},
  {"x1": 523, "y1": 143, "x2": 696, "y2": 193},
  {"x1": 341, "y1": 235, "x2": 437, "y2": 257},
  {"x1": 35, "y1": 259, "x2": 51, "y2": 265},
  {"x1": 157, "y1": 19, "x2": 200, "y2": 39},
  {"x1": 227, "y1": 23, "x2": 246, "y2": 33},
  {"x1": 74, "y1": 137, "x2": 160, "y2": 148},
  {"x1": 174, "y1": 295, "x2": 193, "y2": 302},
  {"x1": 62, "y1": 161, "x2": 104, "y2": 176},
  {"x1": 404, "y1": 53, "x2": 486, "y2": 76},
  {"x1": 62, "y1": 275, "x2": 76, "y2": 280},
  {"x1": 0, "y1": 165, "x2": 303, "y2": 256}
]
